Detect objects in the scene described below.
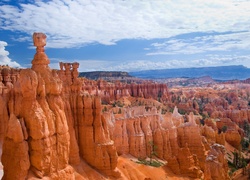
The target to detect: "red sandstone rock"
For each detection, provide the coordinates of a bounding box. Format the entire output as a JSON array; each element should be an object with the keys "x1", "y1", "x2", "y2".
[
  {"x1": 177, "y1": 144, "x2": 203, "y2": 178},
  {"x1": 177, "y1": 113, "x2": 206, "y2": 170},
  {"x1": 216, "y1": 133, "x2": 226, "y2": 145},
  {"x1": 110, "y1": 107, "x2": 209, "y2": 179},
  {"x1": 202, "y1": 125, "x2": 216, "y2": 143},
  {"x1": 81, "y1": 78, "x2": 169, "y2": 103},
  {"x1": 75, "y1": 95, "x2": 119, "y2": 177},
  {"x1": 1, "y1": 114, "x2": 30, "y2": 180},
  {"x1": 1, "y1": 33, "x2": 74, "y2": 179},
  {"x1": 204, "y1": 144, "x2": 229, "y2": 180},
  {"x1": 225, "y1": 130, "x2": 242, "y2": 149}
]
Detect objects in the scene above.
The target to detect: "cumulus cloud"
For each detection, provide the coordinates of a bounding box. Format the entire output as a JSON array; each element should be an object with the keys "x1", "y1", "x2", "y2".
[
  {"x1": 0, "y1": 41, "x2": 21, "y2": 67},
  {"x1": 0, "y1": 0, "x2": 250, "y2": 48}
]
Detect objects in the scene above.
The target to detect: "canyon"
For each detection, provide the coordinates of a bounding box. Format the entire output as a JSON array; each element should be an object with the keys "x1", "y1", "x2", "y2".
[{"x1": 0, "y1": 33, "x2": 250, "y2": 179}]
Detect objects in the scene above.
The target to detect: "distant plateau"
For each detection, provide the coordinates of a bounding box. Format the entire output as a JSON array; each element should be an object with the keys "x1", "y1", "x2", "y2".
[
  {"x1": 80, "y1": 65, "x2": 250, "y2": 81},
  {"x1": 129, "y1": 65, "x2": 250, "y2": 80}
]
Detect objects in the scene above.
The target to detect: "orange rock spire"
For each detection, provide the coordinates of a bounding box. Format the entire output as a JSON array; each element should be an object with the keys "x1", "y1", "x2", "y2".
[{"x1": 31, "y1": 32, "x2": 50, "y2": 68}]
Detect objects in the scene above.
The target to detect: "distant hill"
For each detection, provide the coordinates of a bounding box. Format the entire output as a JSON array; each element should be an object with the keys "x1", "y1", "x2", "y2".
[
  {"x1": 79, "y1": 71, "x2": 131, "y2": 80},
  {"x1": 162, "y1": 76, "x2": 217, "y2": 87},
  {"x1": 129, "y1": 65, "x2": 250, "y2": 80}
]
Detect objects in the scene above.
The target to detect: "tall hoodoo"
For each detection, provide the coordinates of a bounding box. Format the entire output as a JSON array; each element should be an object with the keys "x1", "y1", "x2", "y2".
[
  {"x1": 1, "y1": 32, "x2": 75, "y2": 179},
  {"x1": 32, "y1": 32, "x2": 50, "y2": 67}
]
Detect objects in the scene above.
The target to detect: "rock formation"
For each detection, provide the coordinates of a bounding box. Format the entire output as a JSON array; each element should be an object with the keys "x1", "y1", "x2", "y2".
[
  {"x1": 0, "y1": 33, "x2": 120, "y2": 179},
  {"x1": 204, "y1": 144, "x2": 229, "y2": 180},
  {"x1": 0, "y1": 33, "x2": 235, "y2": 180},
  {"x1": 75, "y1": 96, "x2": 119, "y2": 176},
  {"x1": 2, "y1": 33, "x2": 75, "y2": 179},
  {"x1": 81, "y1": 78, "x2": 169, "y2": 104},
  {"x1": 57, "y1": 62, "x2": 120, "y2": 177},
  {"x1": 110, "y1": 106, "x2": 229, "y2": 179},
  {"x1": 1, "y1": 114, "x2": 29, "y2": 180}
]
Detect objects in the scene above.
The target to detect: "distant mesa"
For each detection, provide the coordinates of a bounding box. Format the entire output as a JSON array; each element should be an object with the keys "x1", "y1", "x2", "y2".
[
  {"x1": 80, "y1": 65, "x2": 250, "y2": 82},
  {"x1": 129, "y1": 65, "x2": 250, "y2": 80},
  {"x1": 79, "y1": 71, "x2": 142, "y2": 83},
  {"x1": 79, "y1": 71, "x2": 132, "y2": 79}
]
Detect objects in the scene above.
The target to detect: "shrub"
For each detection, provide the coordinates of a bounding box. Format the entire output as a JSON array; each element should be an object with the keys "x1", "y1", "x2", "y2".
[
  {"x1": 221, "y1": 125, "x2": 227, "y2": 133},
  {"x1": 102, "y1": 106, "x2": 108, "y2": 112}
]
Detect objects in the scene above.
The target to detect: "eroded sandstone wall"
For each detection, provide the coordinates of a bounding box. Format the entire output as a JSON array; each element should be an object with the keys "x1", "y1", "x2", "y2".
[
  {"x1": 0, "y1": 33, "x2": 120, "y2": 179},
  {"x1": 58, "y1": 62, "x2": 120, "y2": 177},
  {"x1": 110, "y1": 106, "x2": 229, "y2": 179},
  {"x1": 81, "y1": 78, "x2": 169, "y2": 104}
]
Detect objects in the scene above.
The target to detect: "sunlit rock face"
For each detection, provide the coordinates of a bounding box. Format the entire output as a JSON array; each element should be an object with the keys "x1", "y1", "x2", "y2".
[
  {"x1": 81, "y1": 78, "x2": 169, "y2": 104},
  {"x1": 0, "y1": 33, "x2": 118, "y2": 179},
  {"x1": 1, "y1": 114, "x2": 30, "y2": 180},
  {"x1": 1, "y1": 33, "x2": 74, "y2": 179},
  {"x1": 75, "y1": 95, "x2": 119, "y2": 176},
  {"x1": 204, "y1": 144, "x2": 229, "y2": 180},
  {"x1": 110, "y1": 106, "x2": 229, "y2": 179},
  {"x1": 58, "y1": 62, "x2": 120, "y2": 177}
]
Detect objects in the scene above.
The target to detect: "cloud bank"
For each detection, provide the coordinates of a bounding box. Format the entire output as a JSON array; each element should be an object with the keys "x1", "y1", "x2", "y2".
[
  {"x1": 1, "y1": 0, "x2": 250, "y2": 48},
  {"x1": 148, "y1": 31, "x2": 250, "y2": 55},
  {"x1": 1, "y1": 0, "x2": 250, "y2": 71},
  {"x1": 0, "y1": 41, "x2": 21, "y2": 67},
  {"x1": 50, "y1": 54, "x2": 250, "y2": 73}
]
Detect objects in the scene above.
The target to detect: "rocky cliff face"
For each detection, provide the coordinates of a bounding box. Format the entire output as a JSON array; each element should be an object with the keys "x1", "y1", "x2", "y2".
[
  {"x1": 110, "y1": 106, "x2": 229, "y2": 179},
  {"x1": 57, "y1": 62, "x2": 120, "y2": 177},
  {"x1": 1, "y1": 33, "x2": 75, "y2": 179},
  {"x1": 81, "y1": 78, "x2": 169, "y2": 104},
  {"x1": 0, "y1": 33, "x2": 119, "y2": 179},
  {"x1": 75, "y1": 95, "x2": 119, "y2": 176},
  {"x1": 204, "y1": 144, "x2": 229, "y2": 180}
]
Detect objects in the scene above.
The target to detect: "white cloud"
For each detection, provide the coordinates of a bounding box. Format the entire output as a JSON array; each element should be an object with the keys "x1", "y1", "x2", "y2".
[
  {"x1": 204, "y1": 54, "x2": 250, "y2": 67},
  {"x1": 0, "y1": 0, "x2": 250, "y2": 48},
  {"x1": 48, "y1": 58, "x2": 116, "y2": 72},
  {"x1": 50, "y1": 54, "x2": 250, "y2": 72},
  {"x1": 117, "y1": 56, "x2": 250, "y2": 71},
  {"x1": 0, "y1": 41, "x2": 21, "y2": 67},
  {"x1": 147, "y1": 31, "x2": 250, "y2": 55}
]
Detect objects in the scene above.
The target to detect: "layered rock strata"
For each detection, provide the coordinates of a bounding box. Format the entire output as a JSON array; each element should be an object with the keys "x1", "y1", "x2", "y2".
[
  {"x1": 1, "y1": 33, "x2": 119, "y2": 179},
  {"x1": 111, "y1": 106, "x2": 229, "y2": 179},
  {"x1": 58, "y1": 62, "x2": 119, "y2": 177},
  {"x1": 2, "y1": 33, "x2": 75, "y2": 179},
  {"x1": 81, "y1": 78, "x2": 169, "y2": 104},
  {"x1": 204, "y1": 144, "x2": 229, "y2": 180}
]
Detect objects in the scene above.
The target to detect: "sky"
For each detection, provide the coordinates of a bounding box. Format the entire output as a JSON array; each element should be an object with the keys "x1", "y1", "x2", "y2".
[{"x1": 0, "y1": 0, "x2": 250, "y2": 72}]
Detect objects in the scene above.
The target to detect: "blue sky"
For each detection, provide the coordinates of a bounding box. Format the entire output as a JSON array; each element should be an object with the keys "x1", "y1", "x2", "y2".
[{"x1": 1, "y1": 0, "x2": 250, "y2": 72}]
